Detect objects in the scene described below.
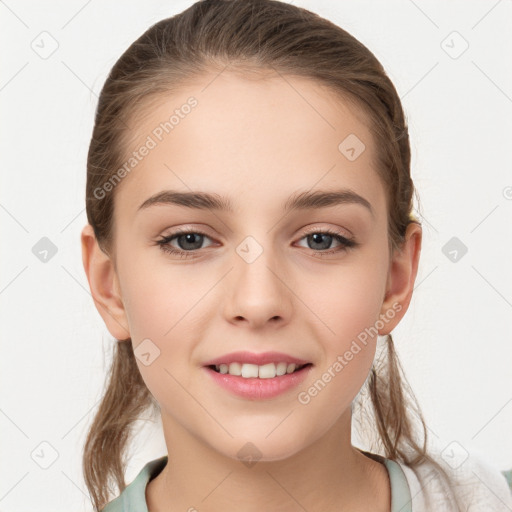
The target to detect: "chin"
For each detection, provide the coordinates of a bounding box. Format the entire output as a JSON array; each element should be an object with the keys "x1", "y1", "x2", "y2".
[{"x1": 211, "y1": 425, "x2": 317, "y2": 465}]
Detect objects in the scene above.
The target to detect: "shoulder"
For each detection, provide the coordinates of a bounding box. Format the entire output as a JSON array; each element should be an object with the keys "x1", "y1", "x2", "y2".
[
  {"x1": 397, "y1": 450, "x2": 512, "y2": 512},
  {"x1": 100, "y1": 456, "x2": 168, "y2": 512}
]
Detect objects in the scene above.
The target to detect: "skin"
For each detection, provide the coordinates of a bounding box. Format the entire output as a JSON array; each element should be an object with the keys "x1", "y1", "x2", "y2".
[{"x1": 81, "y1": 69, "x2": 421, "y2": 512}]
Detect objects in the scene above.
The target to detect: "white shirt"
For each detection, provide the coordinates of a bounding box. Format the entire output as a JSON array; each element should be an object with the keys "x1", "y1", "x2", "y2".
[{"x1": 398, "y1": 452, "x2": 512, "y2": 511}]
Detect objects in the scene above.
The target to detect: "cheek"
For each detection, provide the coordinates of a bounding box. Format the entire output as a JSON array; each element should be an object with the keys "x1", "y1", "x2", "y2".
[
  {"x1": 118, "y1": 255, "x2": 202, "y2": 343},
  {"x1": 305, "y1": 255, "x2": 388, "y2": 348},
  {"x1": 294, "y1": 275, "x2": 382, "y2": 435},
  {"x1": 296, "y1": 248, "x2": 388, "y2": 397},
  {"x1": 116, "y1": 256, "x2": 209, "y2": 403}
]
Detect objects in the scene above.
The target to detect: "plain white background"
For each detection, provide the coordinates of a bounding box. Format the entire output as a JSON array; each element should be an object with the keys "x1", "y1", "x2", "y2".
[{"x1": 1, "y1": 1, "x2": 511, "y2": 510}]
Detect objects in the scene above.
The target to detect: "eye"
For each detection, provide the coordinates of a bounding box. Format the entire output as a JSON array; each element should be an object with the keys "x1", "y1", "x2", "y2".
[
  {"x1": 295, "y1": 228, "x2": 358, "y2": 257},
  {"x1": 156, "y1": 229, "x2": 215, "y2": 259}
]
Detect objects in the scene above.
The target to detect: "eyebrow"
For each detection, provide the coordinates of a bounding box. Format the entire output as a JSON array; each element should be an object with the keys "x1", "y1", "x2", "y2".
[{"x1": 137, "y1": 188, "x2": 374, "y2": 217}]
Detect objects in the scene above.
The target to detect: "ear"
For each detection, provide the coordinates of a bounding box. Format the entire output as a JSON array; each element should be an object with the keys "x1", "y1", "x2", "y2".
[
  {"x1": 378, "y1": 222, "x2": 422, "y2": 335},
  {"x1": 81, "y1": 224, "x2": 130, "y2": 340}
]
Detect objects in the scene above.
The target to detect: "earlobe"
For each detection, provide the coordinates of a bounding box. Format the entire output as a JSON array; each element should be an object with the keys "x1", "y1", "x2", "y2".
[
  {"x1": 81, "y1": 224, "x2": 130, "y2": 340},
  {"x1": 378, "y1": 222, "x2": 422, "y2": 335}
]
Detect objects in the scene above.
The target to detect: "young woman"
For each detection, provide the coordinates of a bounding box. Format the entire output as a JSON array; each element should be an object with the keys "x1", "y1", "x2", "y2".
[{"x1": 80, "y1": 1, "x2": 512, "y2": 510}]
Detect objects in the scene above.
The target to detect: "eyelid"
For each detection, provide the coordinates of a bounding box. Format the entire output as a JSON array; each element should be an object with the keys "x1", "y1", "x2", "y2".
[
  {"x1": 299, "y1": 224, "x2": 353, "y2": 239},
  {"x1": 158, "y1": 224, "x2": 218, "y2": 241}
]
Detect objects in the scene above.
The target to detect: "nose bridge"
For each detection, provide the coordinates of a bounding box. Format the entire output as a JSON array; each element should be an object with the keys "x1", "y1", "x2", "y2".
[{"x1": 224, "y1": 232, "x2": 292, "y2": 326}]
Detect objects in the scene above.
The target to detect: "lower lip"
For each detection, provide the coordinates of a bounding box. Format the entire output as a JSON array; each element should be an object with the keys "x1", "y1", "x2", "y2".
[{"x1": 203, "y1": 365, "x2": 312, "y2": 400}]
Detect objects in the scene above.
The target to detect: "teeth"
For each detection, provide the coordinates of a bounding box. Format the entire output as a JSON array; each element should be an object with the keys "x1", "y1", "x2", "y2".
[
  {"x1": 214, "y1": 362, "x2": 306, "y2": 378},
  {"x1": 258, "y1": 363, "x2": 276, "y2": 379},
  {"x1": 276, "y1": 362, "x2": 287, "y2": 376},
  {"x1": 228, "y1": 362, "x2": 242, "y2": 376},
  {"x1": 241, "y1": 363, "x2": 259, "y2": 378}
]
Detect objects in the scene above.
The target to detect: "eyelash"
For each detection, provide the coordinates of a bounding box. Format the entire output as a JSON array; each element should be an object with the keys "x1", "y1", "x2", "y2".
[{"x1": 156, "y1": 227, "x2": 359, "y2": 259}]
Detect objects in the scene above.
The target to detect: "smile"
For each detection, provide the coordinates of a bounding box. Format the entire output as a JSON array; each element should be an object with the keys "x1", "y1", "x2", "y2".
[
  {"x1": 204, "y1": 364, "x2": 312, "y2": 400},
  {"x1": 210, "y1": 362, "x2": 310, "y2": 379}
]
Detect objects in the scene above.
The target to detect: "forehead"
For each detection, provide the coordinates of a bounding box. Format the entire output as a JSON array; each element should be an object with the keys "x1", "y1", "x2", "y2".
[{"x1": 113, "y1": 70, "x2": 386, "y2": 221}]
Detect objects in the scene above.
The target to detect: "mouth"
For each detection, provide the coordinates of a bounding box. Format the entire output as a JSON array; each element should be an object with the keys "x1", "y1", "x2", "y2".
[
  {"x1": 204, "y1": 363, "x2": 312, "y2": 400},
  {"x1": 207, "y1": 362, "x2": 312, "y2": 379}
]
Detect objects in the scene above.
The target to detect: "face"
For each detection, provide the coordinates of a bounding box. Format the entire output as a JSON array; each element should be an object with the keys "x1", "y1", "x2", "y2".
[{"x1": 103, "y1": 70, "x2": 401, "y2": 462}]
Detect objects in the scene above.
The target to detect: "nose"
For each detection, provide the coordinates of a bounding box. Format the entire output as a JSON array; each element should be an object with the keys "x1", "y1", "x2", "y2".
[{"x1": 222, "y1": 242, "x2": 293, "y2": 330}]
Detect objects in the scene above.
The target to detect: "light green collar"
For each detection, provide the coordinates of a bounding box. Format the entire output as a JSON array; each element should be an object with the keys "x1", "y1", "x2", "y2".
[{"x1": 102, "y1": 453, "x2": 412, "y2": 512}]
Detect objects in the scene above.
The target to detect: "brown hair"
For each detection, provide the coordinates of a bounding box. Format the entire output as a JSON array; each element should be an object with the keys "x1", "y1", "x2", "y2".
[{"x1": 83, "y1": 1, "x2": 461, "y2": 510}]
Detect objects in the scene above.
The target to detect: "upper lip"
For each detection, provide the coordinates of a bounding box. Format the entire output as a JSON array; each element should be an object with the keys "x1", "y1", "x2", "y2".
[{"x1": 203, "y1": 351, "x2": 310, "y2": 367}]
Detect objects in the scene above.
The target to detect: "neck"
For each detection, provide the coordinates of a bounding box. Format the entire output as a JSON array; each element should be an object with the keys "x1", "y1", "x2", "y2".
[
  {"x1": 146, "y1": 409, "x2": 390, "y2": 512},
  {"x1": 146, "y1": 410, "x2": 391, "y2": 512}
]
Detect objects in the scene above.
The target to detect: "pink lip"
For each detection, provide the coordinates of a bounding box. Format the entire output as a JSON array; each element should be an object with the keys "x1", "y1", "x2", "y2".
[
  {"x1": 203, "y1": 364, "x2": 312, "y2": 400},
  {"x1": 202, "y1": 351, "x2": 310, "y2": 367}
]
